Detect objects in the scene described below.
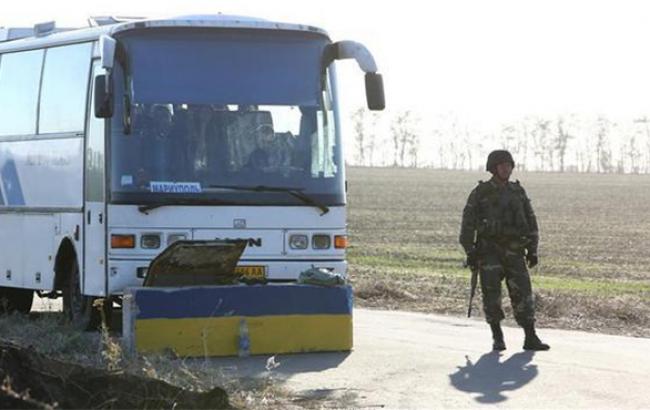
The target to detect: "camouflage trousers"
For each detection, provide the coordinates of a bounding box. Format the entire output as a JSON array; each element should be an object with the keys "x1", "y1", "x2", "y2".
[{"x1": 479, "y1": 249, "x2": 535, "y2": 327}]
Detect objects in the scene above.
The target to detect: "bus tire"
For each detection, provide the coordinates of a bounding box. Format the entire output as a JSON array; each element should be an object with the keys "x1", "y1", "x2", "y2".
[
  {"x1": 62, "y1": 258, "x2": 108, "y2": 331},
  {"x1": 0, "y1": 287, "x2": 34, "y2": 314}
]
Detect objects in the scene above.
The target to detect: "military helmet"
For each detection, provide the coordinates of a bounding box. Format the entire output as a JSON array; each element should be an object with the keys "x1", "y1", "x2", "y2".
[{"x1": 486, "y1": 150, "x2": 515, "y2": 172}]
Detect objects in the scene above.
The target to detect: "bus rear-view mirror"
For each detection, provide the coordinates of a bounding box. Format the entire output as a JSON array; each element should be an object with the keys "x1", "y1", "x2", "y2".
[
  {"x1": 99, "y1": 35, "x2": 116, "y2": 71},
  {"x1": 365, "y1": 73, "x2": 385, "y2": 111},
  {"x1": 94, "y1": 74, "x2": 114, "y2": 118}
]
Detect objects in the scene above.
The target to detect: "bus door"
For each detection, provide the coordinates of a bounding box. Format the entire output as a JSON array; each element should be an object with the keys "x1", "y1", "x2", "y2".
[{"x1": 83, "y1": 61, "x2": 107, "y2": 296}]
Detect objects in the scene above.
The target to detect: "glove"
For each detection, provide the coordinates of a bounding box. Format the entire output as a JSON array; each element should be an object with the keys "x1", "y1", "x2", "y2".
[
  {"x1": 465, "y1": 250, "x2": 478, "y2": 270},
  {"x1": 526, "y1": 252, "x2": 538, "y2": 268}
]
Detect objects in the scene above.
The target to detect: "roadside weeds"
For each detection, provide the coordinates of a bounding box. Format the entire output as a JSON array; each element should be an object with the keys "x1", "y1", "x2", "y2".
[
  {"x1": 351, "y1": 267, "x2": 650, "y2": 338},
  {"x1": 0, "y1": 310, "x2": 342, "y2": 409}
]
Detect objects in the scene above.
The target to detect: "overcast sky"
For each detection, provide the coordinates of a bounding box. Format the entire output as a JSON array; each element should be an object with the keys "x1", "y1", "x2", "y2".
[{"x1": 3, "y1": 0, "x2": 650, "y2": 127}]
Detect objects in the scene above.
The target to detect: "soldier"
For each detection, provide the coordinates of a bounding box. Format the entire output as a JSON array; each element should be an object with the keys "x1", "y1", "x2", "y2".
[{"x1": 459, "y1": 150, "x2": 550, "y2": 351}]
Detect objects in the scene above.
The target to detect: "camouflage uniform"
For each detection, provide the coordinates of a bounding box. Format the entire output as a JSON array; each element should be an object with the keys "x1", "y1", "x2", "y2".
[{"x1": 459, "y1": 177, "x2": 539, "y2": 327}]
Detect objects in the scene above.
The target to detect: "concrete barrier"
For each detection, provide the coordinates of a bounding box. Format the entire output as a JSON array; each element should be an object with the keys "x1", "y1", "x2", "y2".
[{"x1": 123, "y1": 284, "x2": 353, "y2": 357}]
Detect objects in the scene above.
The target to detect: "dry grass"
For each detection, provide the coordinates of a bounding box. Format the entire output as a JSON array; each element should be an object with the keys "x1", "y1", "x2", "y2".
[
  {"x1": 0, "y1": 312, "x2": 285, "y2": 408},
  {"x1": 347, "y1": 167, "x2": 650, "y2": 337},
  {"x1": 0, "y1": 309, "x2": 344, "y2": 409}
]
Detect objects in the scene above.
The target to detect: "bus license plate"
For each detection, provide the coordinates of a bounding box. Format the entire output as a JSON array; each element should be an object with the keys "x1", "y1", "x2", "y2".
[{"x1": 235, "y1": 265, "x2": 266, "y2": 280}]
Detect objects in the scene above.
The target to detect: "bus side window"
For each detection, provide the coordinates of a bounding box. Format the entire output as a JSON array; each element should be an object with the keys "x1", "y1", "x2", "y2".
[
  {"x1": 39, "y1": 43, "x2": 92, "y2": 134},
  {"x1": 0, "y1": 49, "x2": 43, "y2": 136}
]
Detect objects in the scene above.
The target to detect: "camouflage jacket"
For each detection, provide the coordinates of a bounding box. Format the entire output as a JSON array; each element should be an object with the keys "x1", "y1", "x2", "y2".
[{"x1": 459, "y1": 177, "x2": 539, "y2": 255}]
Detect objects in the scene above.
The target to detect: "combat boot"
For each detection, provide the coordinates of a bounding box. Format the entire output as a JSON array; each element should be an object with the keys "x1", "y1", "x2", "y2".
[
  {"x1": 490, "y1": 322, "x2": 506, "y2": 351},
  {"x1": 523, "y1": 324, "x2": 550, "y2": 351}
]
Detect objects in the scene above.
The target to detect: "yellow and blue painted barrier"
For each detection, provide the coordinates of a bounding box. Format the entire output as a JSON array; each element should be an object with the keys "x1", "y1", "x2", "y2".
[{"x1": 123, "y1": 284, "x2": 353, "y2": 357}]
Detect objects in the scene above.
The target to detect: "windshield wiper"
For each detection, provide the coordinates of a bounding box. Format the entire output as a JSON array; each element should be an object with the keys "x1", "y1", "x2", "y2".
[
  {"x1": 138, "y1": 198, "x2": 237, "y2": 214},
  {"x1": 138, "y1": 204, "x2": 162, "y2": 214},
  {"x1": 209, "y1": 184, "x2": 330, "y2": 216}
]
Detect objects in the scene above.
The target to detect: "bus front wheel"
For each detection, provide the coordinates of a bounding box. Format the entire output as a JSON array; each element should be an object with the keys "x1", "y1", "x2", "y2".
[
  {"x1": 0, "y1": 287, "x2": 33, "y2": 314},
  {"x1": 62, "y1": 258, "x2": 109, "y2": 330}
]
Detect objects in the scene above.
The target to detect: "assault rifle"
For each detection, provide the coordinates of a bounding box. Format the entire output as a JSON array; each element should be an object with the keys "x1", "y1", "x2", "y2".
[{"x1": 465, "y1": 256, "x2": 479, "y2": 318}]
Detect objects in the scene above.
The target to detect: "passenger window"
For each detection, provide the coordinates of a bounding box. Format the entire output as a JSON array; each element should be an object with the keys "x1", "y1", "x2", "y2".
[
  {"x1": 0, "y1": 49, "x2": 44, "y2": 136},
  {"x1": 39, "y1": 43, "x2": 92, "y2": 134}
]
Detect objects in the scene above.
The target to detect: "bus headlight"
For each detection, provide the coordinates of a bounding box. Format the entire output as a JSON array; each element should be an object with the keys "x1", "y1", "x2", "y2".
[
  {"x1": 312, "y1": 234, "x2": 331, "y2": 249},
  {"x1": 167, "y1": 233, "x2": 187, "y2": 245},
  {"x1": 289, "y1": 234, "x2": 309, "y2": 249},
  {"x1": 141, "y1": 234, "x2": 161, "y2": 249}
]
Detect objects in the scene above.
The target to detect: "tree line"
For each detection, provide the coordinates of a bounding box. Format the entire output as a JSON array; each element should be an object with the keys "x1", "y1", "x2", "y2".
[{"x1": 349, "y1": 107, "x2": 650, "y2": 173}]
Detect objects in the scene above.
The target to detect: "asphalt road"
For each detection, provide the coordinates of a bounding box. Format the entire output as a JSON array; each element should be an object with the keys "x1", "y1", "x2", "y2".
[
  {"x1": 33, "y1": 298, "x2": 650, "y2": 408},
  {"x1": 211, "y1": 308, "x2": 650, "y2": 409}
]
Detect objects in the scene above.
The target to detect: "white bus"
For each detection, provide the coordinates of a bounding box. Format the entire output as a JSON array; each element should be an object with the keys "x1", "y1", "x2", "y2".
[{"x1": 0, "y1": 15, "x2": 384, "y2": 328}]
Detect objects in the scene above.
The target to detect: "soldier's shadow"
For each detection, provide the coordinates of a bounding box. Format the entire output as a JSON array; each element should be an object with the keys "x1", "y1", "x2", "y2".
[{"x1": 448, "y1": 351, "x2": 537, "y2": 403}]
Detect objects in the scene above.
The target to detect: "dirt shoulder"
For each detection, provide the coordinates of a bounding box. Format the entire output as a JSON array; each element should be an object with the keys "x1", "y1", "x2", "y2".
[
  {"x1": 0, "y1": 340, "x2": 229, "y2": 409},
  {"x1": 350, "y1": 265, "x2": 650, "y2": 339}
]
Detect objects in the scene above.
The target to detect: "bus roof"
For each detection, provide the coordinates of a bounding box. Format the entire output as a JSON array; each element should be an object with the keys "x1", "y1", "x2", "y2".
[{"x1": 0, "y1": 15, "x2": 330, "y2": 53}]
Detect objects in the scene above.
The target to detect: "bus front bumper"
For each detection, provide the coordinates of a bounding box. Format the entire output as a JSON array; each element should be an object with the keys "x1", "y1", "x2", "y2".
[{"x1": 106, "y1": 258, "x2": 348, "y2": 295}]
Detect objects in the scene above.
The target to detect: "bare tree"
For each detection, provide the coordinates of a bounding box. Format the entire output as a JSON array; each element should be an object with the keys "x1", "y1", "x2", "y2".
[
  {"x1": 531, "y1": 119, "x2": 551, "y2": 171},
  {"x1": 462, "y1": 127, "x2": 474, "y2": 170},
  {"x1": 499, "y1": 124, "x2": 517, "y2": 151},
  {"x1": 555, "y1": 116, "x2": 573, "y2": 172},
  {"x1": 595, "y1": 116, "x2": 613, "y2": 173},
  {"x1": 391, "y1": 119, "x2": 400, "y2": 167},
  {"x1": 352, "y1": 108, "x2": 650, "y2": 173},
  {"x1": 504, "y1": 121, "x2": 532, "y2": 171},
  {"x1": 625, "y1": 134, "x2": 642, "y2": 173},
  {"x1": 367, "y1": 111, "x2": 381, "y2": 167},
  {"x1": 350, "y1": 107, "x2": 367, "y2": 166},
  {"x1": 429, "y1": 127, "x2": 443, "y2": 169},
  {"x1": 633, "y1": 117, "x2": 650, "y2": 173},
  {"x1": 576, "y1": 117, "x2": 594, "y2": 172},
  {"x1": 408, "y1": 132, "x2": 421, "y2": 167},
  {"x1": 390, "y1": 110, "x2": 418, "y2": 167},
  {"x1": 449, "y1": 116, "x2": 462, "y2": 169},
  {"x1": 516, "y1": 118, "x2": 535, "y2": 172}
]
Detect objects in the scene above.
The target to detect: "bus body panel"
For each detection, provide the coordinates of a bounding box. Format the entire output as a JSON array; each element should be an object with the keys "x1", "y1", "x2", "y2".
[
  {"x1": 103, "y1": 204, "x2": 347, "y2": 295},
  {"x1": 0, "y1": 213, "x2": 27, "y2": 287},
  {"x1": 83, "y1": 62, "x2": 108, "y2": 298},
  {"x1": 0, "y1": 136, "x2": 85, "y2": 292},
  {"x1": 107, "y1": 204, "x2": 346, "y2": 229},
  {"x1": 0, "y1": 138, "x2": 84, "y2": 208},
  {"x1": 21, "y1": 214, "x2": 55, "y2": 289},
  {"x1": 0, "y1": 212, "x2": 85, "y2": 292}
]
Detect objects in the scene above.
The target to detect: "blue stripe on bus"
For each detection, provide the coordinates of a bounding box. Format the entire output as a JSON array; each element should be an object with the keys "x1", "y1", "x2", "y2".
[
  {"x1": 1, "y1": 159, "x2": 25, "y2": 206},
  {"x1": 133, "y1": 284, "x2": 353, "y2": 319}
]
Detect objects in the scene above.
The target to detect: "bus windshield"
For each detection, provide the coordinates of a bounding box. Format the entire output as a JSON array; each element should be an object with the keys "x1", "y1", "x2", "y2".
[{"x1": 109, "y1": 30, "x2": 344, "y2": 206}]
